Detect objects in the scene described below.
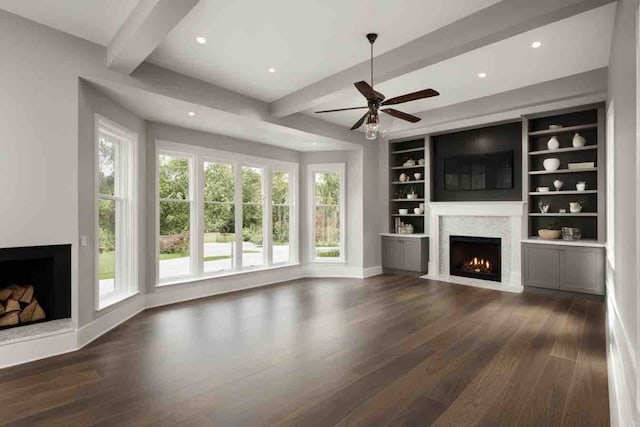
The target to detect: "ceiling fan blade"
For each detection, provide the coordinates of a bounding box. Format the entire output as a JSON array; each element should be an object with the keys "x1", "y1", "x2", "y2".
[
  {"x1": 350, "y1": 112, "x2": 369, "y2": 130},
  {"x1": 381, "y1": 89, "x2": 439, "y2": 106},
  {"x1": 315, "y1": 106, "x2": 368, "y2": 113},
  {"x1": 381, "y1": 108, "x2": 421, "y2": 123},
  {"x1": 354, "y1": 81, "x2": 385, "y2": 101}
]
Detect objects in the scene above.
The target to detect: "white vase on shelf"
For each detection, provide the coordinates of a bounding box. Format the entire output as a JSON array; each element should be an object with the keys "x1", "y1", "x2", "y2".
[
  {"x1": 572, "y1": 133, "x2": 586, "y2": 147},
  {"x1": 547, "y1": 136, "x2": 560, "y2": 150},
  {"x1": 543, "y1": 158, "x2": 560, "y2": 171}
]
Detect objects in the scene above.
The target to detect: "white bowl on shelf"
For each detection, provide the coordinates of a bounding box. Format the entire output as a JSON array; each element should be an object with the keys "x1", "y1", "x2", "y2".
[
  {"x1": 543, "y1": 158, "x2": 560, "y2": 171},
  {"x1": 398, "y1": 209, "x2": 409, "y2": 215},
  {"x1": 537, "y1": 187, "x2": 550, "y2": 192}
]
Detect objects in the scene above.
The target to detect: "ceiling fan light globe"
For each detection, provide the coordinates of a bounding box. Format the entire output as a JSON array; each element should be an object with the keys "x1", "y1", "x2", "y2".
[{"x1": 365, "y1": 122, "x2": 378, "y2": 140}]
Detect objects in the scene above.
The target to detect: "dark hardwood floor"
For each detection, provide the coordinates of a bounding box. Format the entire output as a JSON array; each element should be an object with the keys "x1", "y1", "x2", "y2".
[{"x1": 0, "y1": 275, "x2": 609, "y2": 426}]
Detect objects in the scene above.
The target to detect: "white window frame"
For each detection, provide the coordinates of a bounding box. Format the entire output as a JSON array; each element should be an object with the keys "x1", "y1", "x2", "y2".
[
  {"x1": 157, "y1": 150, "x2": 196, "y2": 283},
  {"x1": 200, "y1": 158, "x2": 236, "y2": 275},
  {"x1": 271, "y1": 169, "x2": 296, "y2": 266},
  {"x1": 156, "y1": 140, "x2": 298, "y2": 286},
  {"x1": 308, "y1": 163, "x2": 346, "y2": 263},
  {"x1": 94, "y1": 114, "x2": 138, "y2": 310}
]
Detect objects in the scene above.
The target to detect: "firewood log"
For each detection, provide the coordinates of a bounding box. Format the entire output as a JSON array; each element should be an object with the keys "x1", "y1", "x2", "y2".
[
  {"x1": 7, "y1": 284, "x2": 25, "y2": 301},
  {"x1": 32, "y1": 304, "x2": 46, "y2": 321},
  {"x1": 19, "y1": 285, "x2": 34, "y2": 303},
  {"x1": 0, "y1": 312, "x2": 19, "y2": 327},
  {"x1": 4, "y1": 299, "x2": 20, "y2": 313},
  {"x1": 19, "y1": 300, "x2": 38, "y2": 322},
  {"x1": 0, "y1": 288, "x2": 11, "y2": 301}
]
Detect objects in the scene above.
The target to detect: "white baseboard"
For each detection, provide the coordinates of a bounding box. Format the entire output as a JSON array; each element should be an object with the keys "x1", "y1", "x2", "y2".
[
  {"x1": 303, "y1": 264, "x2": 363, "y2": 278},
  {"x1": 421, "y1": 273, "x2": 523, "y2": 293},
  {"x1": 606, "y1": 281, "x2": 638, "y2": 426},
  {"x1": 146, "y1": 265, "x2": 304, "y2": 308},
  {"x1": 363, "y1": 266, "x2": 383, "y2": 278},
  {"x1": 0, "y1": 328, "x2": 77, "y2": 369},
  {"x1": 76, "y1": 295, "x2": 146, "y2": 348}
]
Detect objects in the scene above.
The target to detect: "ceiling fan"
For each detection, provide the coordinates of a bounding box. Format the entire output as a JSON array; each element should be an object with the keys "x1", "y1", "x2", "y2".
[{"x1": 316, "y1": 33, "x2": 440, "y2": 140}]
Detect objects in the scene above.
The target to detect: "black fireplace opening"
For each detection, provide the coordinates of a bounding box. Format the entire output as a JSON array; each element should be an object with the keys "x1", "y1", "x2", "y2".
[
  {"x1": 450, "y1": 236, "x2": 501, "y2": 282},
  {"x1": 0, "y1": 245, "x2": 71, "y2": 330}
]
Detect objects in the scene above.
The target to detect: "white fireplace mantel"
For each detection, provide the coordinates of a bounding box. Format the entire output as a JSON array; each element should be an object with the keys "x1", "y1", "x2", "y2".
[{"x1": 424, "y1": 201, "x2": 526, "y2": 293}]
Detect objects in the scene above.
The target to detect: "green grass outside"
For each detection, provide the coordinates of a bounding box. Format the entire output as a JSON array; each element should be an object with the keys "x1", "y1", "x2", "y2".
[
  {"x1": 99, "y1": 250, "x2": 260, "y2": 280},
  {"x1": 317, "y1": 249, "x2": 340, "y2": 258}
]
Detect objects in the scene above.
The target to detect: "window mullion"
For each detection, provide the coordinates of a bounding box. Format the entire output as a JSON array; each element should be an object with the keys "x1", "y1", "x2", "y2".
[
  {"x1": 234, "y1": 162, "x2": 243, "y2": 270},
  {"x1": 265, "y1": 166, "x2": 273, "y2": 266},
  {"x1": 195, "y1": 158, "x2": 204, "y2": 277}
]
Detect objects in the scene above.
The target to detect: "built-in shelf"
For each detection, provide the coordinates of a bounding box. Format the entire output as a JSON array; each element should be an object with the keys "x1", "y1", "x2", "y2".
[
  {"x1": 391, "y1": 180, "x2": 425, "y2": 185},
  {"x1": 529, "y1": 190, "x2": 597, "y2": 196},
  {"x1": 391, "y1": 164, "x2": 425, "y2": 170},
  {"x1": 528, "y1": 145, "x2": 597, "y2": 156},
  {"x1": 529, "y1": 167, "x2": 597, "y2": 175},
  {"x1": 391, "y1": 147, "x2": 425, "y2": 154},
  {"x1": 522, "y1": 237, "x2": 606, "y2": 248},
  {"x1": 528, "y1": 123, "x2": 597, "y2": 136},
  {"x1": 389, "y1": 137, "x2": 427, "y2": 235},
  {"x1": 529, "y1": 213, "x2": 597, "y2": 217}
]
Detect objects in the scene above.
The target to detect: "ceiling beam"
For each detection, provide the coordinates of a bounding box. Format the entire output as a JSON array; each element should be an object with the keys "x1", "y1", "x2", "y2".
[
  {"x1": 389, "y1": 68, "x2": 607, "y2": 138},
  {"x1": 107, "y1": 0, "x2": 199, "y2": 74},
  {"x1": 269, "y1": 0, "x2": 615, "y2": 118}
]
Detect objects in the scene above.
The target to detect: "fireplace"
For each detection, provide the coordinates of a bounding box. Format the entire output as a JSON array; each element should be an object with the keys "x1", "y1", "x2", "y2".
[
  {"x1": 0, "y1": 245, "x2": 71, "y2": 330},
  {"x1": 449, "y1": 236, "x2": 501, "y2": 282}
]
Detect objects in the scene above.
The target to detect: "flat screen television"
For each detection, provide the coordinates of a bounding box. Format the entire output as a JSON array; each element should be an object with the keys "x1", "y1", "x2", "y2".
[{"x1": 444, "y1": 150, "x2": 514, "y2": 191}]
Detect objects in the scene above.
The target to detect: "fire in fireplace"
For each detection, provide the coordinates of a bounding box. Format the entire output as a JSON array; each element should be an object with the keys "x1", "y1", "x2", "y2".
[
  {"x1": 463, "y1": 257, "x2": 493, "y2": 275},
  {"x1": 450, "y1": 236, "x2": 501, "y2": 282},
  {"x1": 0, "y1": 245, "x2": 71, "y2": 330}
]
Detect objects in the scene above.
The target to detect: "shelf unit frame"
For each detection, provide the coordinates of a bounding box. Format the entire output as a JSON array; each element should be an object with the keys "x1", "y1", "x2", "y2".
[
  {"x1": 388, "y1": 137, "x2": 428, "y2": 234},
  {"x1": 522, "y1": 104, "x2": 606, "y2": 243}
]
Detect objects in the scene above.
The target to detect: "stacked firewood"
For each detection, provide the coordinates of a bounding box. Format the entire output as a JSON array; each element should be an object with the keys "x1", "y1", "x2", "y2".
[{"x1": 0, "y1": 285, "x2": 45, "y2": 327}]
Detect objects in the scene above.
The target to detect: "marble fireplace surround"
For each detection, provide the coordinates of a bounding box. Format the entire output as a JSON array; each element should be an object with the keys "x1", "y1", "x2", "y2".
[{"x1": 423, "y1": 201, "x2": 526, "y2": 293}]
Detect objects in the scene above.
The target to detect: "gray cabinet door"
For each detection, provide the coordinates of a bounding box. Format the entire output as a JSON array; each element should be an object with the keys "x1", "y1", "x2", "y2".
[
  {"x1": 402, "y1": 239, "x2": 421, "y2": 271},
  {"x1": 382, "y1": 238, "x2": 403, "y2": 270},
  {"x1": 559, "y1": 247, "x2": 605, "y2": 295},
  {"x1": 524, "y1": 245, "x2": 560, "y2": 289}
]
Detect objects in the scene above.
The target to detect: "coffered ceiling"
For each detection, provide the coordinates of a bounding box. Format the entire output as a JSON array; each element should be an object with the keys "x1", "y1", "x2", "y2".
[
  {"x1": 147, "y1": 0, "x2": 502, "y2": 102},
  {"x1": 0, "y1": 0, "x2": 617, "y2": 148}
]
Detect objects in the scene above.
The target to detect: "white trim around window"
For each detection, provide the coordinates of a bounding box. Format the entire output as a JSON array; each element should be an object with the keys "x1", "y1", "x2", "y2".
[
  {"x1": 307, "y1": 163, "x2": 346, "y2": 263},
  {"x1": 155, "y1": 140, "x2": 299, "y2": 286},
  {"x1": 94, "y1": 114, "x2": 139, "y2": 311}
]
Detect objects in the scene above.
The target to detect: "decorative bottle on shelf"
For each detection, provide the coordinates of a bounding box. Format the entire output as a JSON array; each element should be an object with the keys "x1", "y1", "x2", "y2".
[
  {"x1": 572, "y1": 133, "x2": 586, "y2": 147},
  {"x1": 547, "y1": 136, "x2": 560, "y2": 150}
]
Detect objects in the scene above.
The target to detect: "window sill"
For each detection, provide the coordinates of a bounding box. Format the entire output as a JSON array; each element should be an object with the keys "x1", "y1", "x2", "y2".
[
  {"x1": 156, "y1": 263, "x2": 302, "y2": 288},
  {"x1": 97, "y1": 290, "x2": 140, "y2": 312}
]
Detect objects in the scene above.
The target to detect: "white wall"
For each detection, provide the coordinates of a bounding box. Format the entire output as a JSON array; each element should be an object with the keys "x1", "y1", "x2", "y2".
[{"x1": 606, "y1": 0, "x2": 640, "y2": 425}]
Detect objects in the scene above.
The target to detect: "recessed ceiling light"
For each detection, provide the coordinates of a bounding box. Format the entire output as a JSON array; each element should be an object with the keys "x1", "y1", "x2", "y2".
[
  {"x1": 196, "y1": 36, "x2": 206, "y2": 45},
  {"x1": 268, "y1": 67, "x2": 276, "y2": 73},
  {"x1": 531, "y1": 41, "x2": 542, "y2": 49},
  {"x1": 312, "y1": 142, "x2": 317, "y2": 146},
  {"x1": 478, "y1": 72, "x2": 487, "y2": 79},
  {"x1": 188, "y1": 111, "x2": 195, "y2": 116}
]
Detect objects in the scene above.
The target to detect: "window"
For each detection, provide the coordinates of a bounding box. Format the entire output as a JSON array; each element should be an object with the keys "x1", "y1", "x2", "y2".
[
  {"x1": 272, "y1": 171, "x2": 292, "y2": 264},
  {"x1": 156, "y1": 141, "x2": 297, "y2": 284},
  {"x1": 242, "y1": 167, "x2": 264, "y2": 268},
  {"x1": 96, "y1": 116, "x2": 137, "y2": 309},
  {"x1": 203, "y1": 161, "x2": 235, "y2": 273},
  {"x1": 158, "y1": 153, "x2": 193, "y2": 280},
  {"x1": 309, "y1": 164, "x2": 345, "y2": 261}
]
